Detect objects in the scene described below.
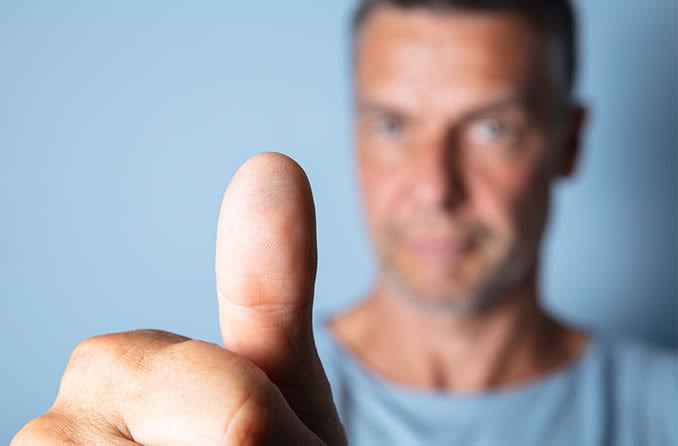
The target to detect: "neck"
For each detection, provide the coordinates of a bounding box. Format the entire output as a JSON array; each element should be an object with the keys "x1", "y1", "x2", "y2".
[{"x1": 330, "y1": 271, "x2": 587, "y2": 393}]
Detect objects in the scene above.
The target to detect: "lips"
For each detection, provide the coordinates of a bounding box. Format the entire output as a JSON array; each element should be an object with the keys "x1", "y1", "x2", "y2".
[{"x1": 408, "y1": 238, "x2": 471, "y2": 262}]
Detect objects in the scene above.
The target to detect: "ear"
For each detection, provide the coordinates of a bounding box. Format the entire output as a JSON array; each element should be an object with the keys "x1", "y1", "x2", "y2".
[{"x1": 558, "y1": 104, "x2": 588, "y2": 178}]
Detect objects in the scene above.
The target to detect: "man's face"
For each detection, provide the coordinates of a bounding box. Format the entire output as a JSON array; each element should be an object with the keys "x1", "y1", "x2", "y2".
[{"x1": 354, "y1": 6, "x2": 578, "y2": 313}]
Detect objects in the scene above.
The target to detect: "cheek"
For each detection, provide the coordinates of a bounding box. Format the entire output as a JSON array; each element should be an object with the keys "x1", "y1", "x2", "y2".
[
  {"x1": 467, "y1": 163, "x2": 537, "y2": 242},
  {"x1": 358, "y1": 158, "x2": 410, "y2": 236}
]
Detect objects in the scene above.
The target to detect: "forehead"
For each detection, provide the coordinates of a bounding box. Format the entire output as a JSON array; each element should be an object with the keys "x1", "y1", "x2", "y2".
[{"x1": 354, "y1": 6, "x2": 552, "y2": 111}]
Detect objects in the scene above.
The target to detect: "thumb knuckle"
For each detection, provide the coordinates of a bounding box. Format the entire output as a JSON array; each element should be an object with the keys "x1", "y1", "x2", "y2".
[
  {"x1": 222, "y1": 380, "x2": 281, "y2": 446},
  {"x1": 11, "y1": 412, "x2": 78, "y2": 445},
  {"x1": 60, "y1": 335, "x2": 121, "y2": 396}
]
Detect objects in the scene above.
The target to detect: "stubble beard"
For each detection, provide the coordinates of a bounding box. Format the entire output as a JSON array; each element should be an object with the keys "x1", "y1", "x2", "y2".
[{"x1": 382, "y1": 236, "x2": 538, "y2": 319}]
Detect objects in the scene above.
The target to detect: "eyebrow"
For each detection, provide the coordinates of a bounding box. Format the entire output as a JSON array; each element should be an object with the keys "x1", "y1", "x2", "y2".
[
  {"x1": 462, "y1": 94, "x2": 530, "y2": 119},
  {"x1": 355, "y1": 93, "x2": 530, "y2": 121},
  {"x1": 355, "y1": 101, "x2": 409, "y2": 118}
]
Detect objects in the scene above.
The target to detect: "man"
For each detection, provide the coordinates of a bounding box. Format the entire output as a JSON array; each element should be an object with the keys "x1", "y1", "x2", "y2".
[{"x1": 12, "y1": 0, "x2": 677, "y2": 445}]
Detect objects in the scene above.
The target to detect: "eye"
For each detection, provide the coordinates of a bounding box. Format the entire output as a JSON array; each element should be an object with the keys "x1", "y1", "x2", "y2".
[
  {"x1": 375, "y1": 115, "x2": 403, "y2": 138},
  {"x1": 469, "y1": 118, "x2": 507, "y2": 144}
]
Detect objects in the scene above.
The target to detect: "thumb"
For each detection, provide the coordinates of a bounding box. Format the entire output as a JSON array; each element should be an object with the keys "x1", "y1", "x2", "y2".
[
  {"x1": 215, "y1": 152, "x2": 344, "y2": 444},
  {"x1": 216, "y1": 152, "x2": 317, "y2": 380}
]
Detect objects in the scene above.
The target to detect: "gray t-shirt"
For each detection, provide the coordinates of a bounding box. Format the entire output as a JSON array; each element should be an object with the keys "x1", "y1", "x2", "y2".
[{"x1": 316, "y1": 324, "x2": 678, "y2": 446}]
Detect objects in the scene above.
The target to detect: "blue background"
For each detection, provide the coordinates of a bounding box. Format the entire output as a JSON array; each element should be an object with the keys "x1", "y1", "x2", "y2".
[{"x1": 1, "y1": 0, "x2": 676, "y2": 442}]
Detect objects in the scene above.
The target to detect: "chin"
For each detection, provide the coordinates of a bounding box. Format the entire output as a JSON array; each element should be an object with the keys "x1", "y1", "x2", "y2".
[{"x1": 385, "y1": 271, "x2": 497, "y2": 316}]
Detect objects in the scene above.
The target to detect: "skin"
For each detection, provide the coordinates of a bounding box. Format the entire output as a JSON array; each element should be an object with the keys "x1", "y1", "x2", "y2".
[
  {"x1": 330, "y1": 6, "x2": 589, "y2": 391},
  {"x1": 13, "y1": 5, "x2": 589, "y2": 444},
  {"x1": 12, "y1": 153, "x2": 346, "y2": 445}
]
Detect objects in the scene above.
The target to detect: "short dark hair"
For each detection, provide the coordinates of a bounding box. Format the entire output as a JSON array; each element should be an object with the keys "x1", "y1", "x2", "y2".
[{"x1": 352, "y1": 0, "x2": 577, "y2": 99}]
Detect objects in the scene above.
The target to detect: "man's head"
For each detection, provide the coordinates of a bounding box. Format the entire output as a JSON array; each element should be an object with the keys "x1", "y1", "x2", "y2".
[{"x1": 352, "y1": 0, "x2": 586, "y2": 315}]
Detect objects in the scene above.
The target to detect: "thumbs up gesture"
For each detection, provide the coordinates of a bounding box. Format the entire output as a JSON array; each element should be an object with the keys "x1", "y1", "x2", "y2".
[{"x1": 12, "y1": 153, "x2": 347, "y2": 445}]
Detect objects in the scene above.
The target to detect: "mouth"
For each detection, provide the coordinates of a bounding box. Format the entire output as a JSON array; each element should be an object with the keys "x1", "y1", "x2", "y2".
[{"x1": 408, "y1": 237, "x2": 472, "y2": 262}]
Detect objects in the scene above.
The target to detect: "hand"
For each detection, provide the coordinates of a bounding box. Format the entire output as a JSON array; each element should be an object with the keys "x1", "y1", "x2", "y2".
[{"x1": 12, "y1": 153, "x2": 347, "y2": 445}]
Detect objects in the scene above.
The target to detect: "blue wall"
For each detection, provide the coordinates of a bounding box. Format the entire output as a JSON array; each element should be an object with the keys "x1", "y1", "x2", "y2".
[{"x1": 1, "y1": 0, "x2": 676, "y2": 442}]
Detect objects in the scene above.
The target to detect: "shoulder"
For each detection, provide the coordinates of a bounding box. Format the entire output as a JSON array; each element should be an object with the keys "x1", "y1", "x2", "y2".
[
  {"x1": 313, "y1": 312, "x2": 356, "y2": 384},
  {"x1": 313, "y1": 314, "x2": 358, "y2": 415},
  {"x1": 314, "y1": 302, "x2": 373, "y2": 378},
  {"x1": 591, "y1": 336, "x2": 677, "y2": 443},
  {"x1": 314, "y1": 316, "x2": 339, "y2": 367},
  {"x1": 599, "y1": 337, "x2": 677, "y2": 385}
]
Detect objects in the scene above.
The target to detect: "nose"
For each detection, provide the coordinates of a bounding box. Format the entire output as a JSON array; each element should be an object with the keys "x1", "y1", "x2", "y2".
[{"x1": 411, "y1": 131, "x2": 467, "y2": 210}]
